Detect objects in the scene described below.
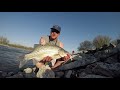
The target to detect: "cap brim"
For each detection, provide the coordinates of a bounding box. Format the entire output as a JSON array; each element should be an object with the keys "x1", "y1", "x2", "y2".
[{"x1": 51, "y1": 28, "x2": 60, "y2": 32}]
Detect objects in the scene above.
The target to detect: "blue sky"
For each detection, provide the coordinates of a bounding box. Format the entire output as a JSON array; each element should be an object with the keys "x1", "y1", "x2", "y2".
[{"x1": 0, "y1": 12, "x2": 120, "y2": 53}]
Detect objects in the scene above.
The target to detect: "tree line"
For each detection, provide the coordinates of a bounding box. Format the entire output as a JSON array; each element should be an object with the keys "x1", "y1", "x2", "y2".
[{"x1": 77, "y1": 35, "x2": 120, "y2": 51}]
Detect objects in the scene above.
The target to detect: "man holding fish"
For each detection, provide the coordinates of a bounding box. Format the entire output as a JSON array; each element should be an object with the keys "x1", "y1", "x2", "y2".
[{"x1": 35, "y1": 25, "x2": 71, "y2": 70}]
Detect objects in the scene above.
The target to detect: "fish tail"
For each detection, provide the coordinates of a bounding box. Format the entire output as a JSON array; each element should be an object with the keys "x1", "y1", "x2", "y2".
[
  {"x1": 17, "y1": 54, "x2": 28, "y2": 68},
  {"x1": 19, "y1": 59, "x2": 28, "y2": 68},
  {"x1": 18, "y1": 54, "x2": 25, "y2": 60}
]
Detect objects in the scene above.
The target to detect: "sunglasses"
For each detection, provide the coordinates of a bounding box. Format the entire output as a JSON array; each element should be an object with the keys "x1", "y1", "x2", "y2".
[{"x1": 51, "y1": 29, "x2": 60, "y2": 34}]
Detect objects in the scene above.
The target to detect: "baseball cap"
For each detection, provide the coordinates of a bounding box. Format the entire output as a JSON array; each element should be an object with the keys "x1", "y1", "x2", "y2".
[{"x1": 51, "y1": 25, "x2": 61, "y2": 32}]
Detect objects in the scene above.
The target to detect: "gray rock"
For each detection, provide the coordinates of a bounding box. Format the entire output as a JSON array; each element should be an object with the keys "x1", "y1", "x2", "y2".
[
  {"x1": 2, "y1": 72, "x2": 7, "y2": 78},
  {"x1": 91, "y1": 62, "x2": 120, "y2": 77},
  {"x1": 65, "y1": 70, "x2": 72, "y2": 78},
  {"x1": 36, "y1": 65, "x2": 55, "y2": 78},
  {"x1": 6, "y1": 72, "x2": 24, "y2": 78},
  {"x1": 24, "y1": 73, "x2": 36, "y2": 78},
  {"x1": 55, "y1": 71, "x2": 64, "y2": 78},
  {"x1": 0, "y1": 71, "x2": 3, "y2": 78},
  {"x1": 57, "y1": 55, "x2": 97, "y2": 70},
  {"x1": 24, "y1": 68, "x2": 33, "y2": 74},
  {"x1": 79, "y1": 72, "x2": 88, "y2": 78},
  {"x1": 7, "y1": 72, "x2": 14, "y2": 77},
  {"x1": 80, "y1": 74, "x2": 110, "y2": 78}
]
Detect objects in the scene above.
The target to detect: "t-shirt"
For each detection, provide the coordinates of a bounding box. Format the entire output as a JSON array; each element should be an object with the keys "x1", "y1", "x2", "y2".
[{"x1": 41, "y1": 35, "x2": 61, "y2": 47}]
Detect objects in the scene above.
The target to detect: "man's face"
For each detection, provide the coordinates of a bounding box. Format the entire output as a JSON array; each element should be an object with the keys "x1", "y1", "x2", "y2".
[{"x1": 50, "y1": 29, "x2": 60, "y2": 40}]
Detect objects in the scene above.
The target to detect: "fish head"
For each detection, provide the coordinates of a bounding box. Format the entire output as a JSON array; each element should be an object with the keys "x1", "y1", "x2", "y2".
[
  {"x1": 58, "y1": 49, "x2": 74, "y2": 61},
  {"x1": 58, "y1": 49, "x2": 71, "y2": 57}
]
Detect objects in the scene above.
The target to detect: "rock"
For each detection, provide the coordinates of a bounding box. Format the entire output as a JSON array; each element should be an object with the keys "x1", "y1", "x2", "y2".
[
  {"x1": 6, "y1": 72, "x2": 24, "y2": 78},
  {"x1": 70, "y1": 70, "x2": 81, "y2": 78},
  {"x1": 65, "y1": 70, "x2": 72, "y2": 78},
  {"x1": 91, "y1": 62, "x2": 120, "y2": 77},
  {"x1": 36, "y1": 65, "x2": 55, "y2": 78},
  {"x1": 57, "y1": 55, "x2": 97, "y2": 70},
  {"x1": 7, "y1": 72, "x2": 14, "y2": 77},
  {"x1": 80, "y1": 74, "x2": 110, "y2": 78},
  {"x1": 2, "y1": 72, "x2": 7, "y2": 78},
  {"x1": 85, "y1": 64, "x2": 96, "y2": 74},
  {"x1": 24, "y1": 68, "x2": 33, "y2": 74},
  {"x1": 0, "y1": 71, "x2": 3, "y2": 78},
  {"x1": 105, "y1": 57, "x2": 118, "y2": 64},
  {"x1": 24, "y1": 73, "x2": 36, "y2": 78},
  {"x1": 79, "y1": 72, "x2": 88, "y2": 78},
  {"x1": 55, "y1": 71, "x2": 64, "y2": 78}
]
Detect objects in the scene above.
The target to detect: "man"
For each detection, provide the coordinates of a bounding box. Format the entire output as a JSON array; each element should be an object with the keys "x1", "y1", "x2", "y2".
[{"x1": 35, "y1": 25, "x2": 71, "y2": 70}]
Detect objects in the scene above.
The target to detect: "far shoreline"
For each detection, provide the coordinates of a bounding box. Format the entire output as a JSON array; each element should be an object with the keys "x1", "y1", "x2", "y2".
[{"x1": 0, "y1": 43, "x2": 33, "y2": 51}]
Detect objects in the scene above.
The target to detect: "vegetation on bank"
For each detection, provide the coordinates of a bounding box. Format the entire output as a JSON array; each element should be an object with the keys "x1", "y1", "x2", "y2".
[
  {"x1": 78, "y1": 34, "x2": 120, "y2": 51},
  {"x1": 0, "y1": 36, "x2": 33, "y2": 50}
]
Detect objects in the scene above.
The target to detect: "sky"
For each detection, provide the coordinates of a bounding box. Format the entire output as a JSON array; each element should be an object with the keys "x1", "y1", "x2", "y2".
[{"x1": 0, "y1": 12, "x2": 120, "y2": 53}]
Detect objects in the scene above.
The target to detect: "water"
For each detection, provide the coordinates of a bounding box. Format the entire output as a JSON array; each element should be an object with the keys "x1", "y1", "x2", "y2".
[{"x1": 0, "y1": 45, "x2": 34, "y2": 73}]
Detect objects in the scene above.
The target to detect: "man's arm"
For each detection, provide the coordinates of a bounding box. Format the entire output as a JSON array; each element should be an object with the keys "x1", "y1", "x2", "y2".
[
  {"x1": 39, "y1": 37, "x2": 46, "y2": 45},
  {"x1": 59, "y1": 42, "x2": 64, "y2": 48}
]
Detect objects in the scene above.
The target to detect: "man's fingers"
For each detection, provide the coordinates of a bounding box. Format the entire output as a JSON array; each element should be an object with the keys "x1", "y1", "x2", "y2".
[
  {"x1": 42, "y1": 57, "x2": 46, "y2": 61},
  {"x1": 44, "y1": 56, "x2": 52, "y2": 62},
  {"x1": 67, "y1": 54, "x2": 70, "y2": 58}
]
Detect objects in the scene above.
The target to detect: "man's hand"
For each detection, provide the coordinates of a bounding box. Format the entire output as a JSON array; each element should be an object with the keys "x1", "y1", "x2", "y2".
[
  {"x1": 62, "y1": 54, "x2": 71, "y2": 62},
  {"x1": 42, "y1": 56, "x2": 52, "y2": 62}
]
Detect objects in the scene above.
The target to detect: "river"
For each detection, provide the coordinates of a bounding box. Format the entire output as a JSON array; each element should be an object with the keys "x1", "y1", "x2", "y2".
[{"x1": 0, "y1": 45, "x2": 34, "y2": 73}]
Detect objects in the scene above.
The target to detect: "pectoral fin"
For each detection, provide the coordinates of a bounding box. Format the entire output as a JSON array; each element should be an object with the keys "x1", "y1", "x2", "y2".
[{"x1": 51, "y1": 59, "x2": 57, "y2": 66}]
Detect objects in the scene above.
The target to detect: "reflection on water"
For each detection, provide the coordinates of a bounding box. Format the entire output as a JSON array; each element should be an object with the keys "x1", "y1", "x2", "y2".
[{"x1": 0, "y1": 45, "x2": 33, "y2": 73}]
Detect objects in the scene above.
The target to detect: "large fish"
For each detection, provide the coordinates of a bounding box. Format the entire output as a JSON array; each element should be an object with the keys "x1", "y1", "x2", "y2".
[{"x1": 19, "y1": 44, "x2": 72, "y2": 68}]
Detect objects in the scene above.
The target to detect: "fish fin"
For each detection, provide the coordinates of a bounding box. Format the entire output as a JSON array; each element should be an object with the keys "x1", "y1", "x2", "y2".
[
  {"x1": 51, "y1": 59, "x2": 57, "y2": 66},
  {"x1": 19, "y1": 59, "x2": 28, "y2": 68},
  {"x1": 17, "y1": 54, "x2": 25, "y2": 60},
  {"x1": 32, "y1": 59, "x2": 38, "y2": 65}
]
